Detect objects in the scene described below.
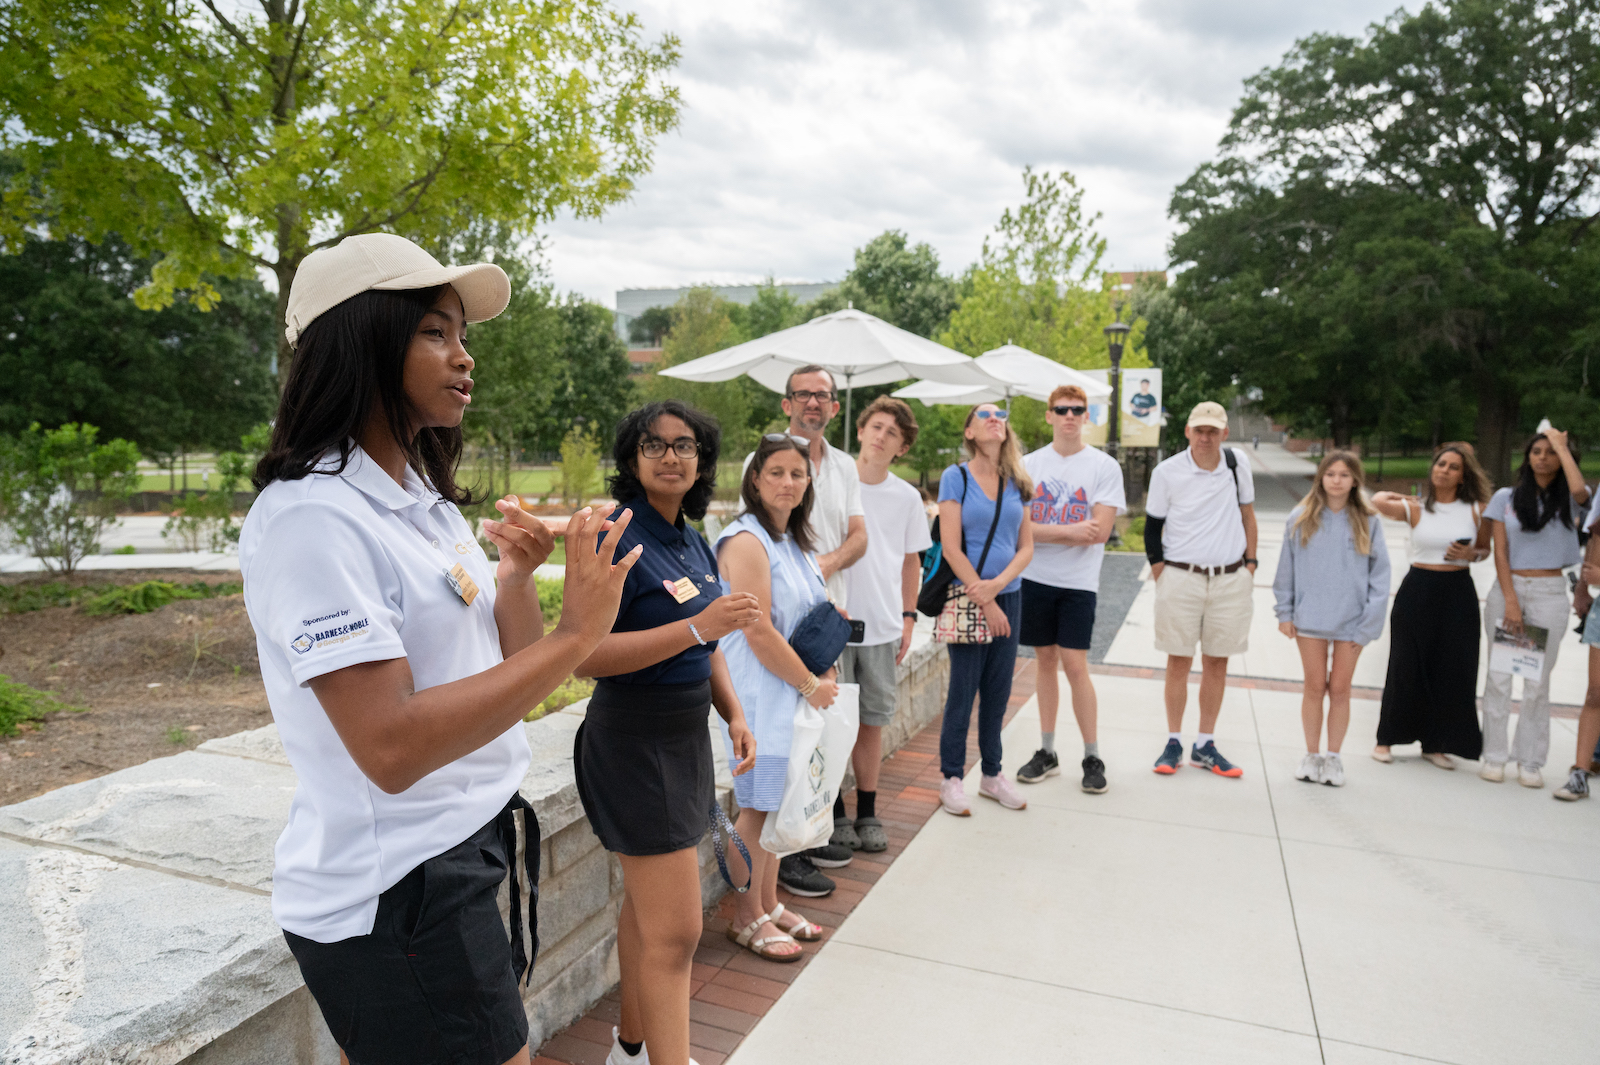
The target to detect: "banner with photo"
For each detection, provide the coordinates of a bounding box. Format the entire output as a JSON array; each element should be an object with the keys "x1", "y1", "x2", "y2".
[
  {"x1": 1120, "y1": 369, "x2": 1163, "y2": 447},
  {"x1": 1080, "y1": 370, "x2": 1110, "y2": 447}
]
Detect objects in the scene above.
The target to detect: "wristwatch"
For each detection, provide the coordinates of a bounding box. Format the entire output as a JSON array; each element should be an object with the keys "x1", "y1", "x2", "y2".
[
  {"x1": 1244, "y1": 558, "x2": 1259, "y2": 566},
  {"x1": 902, "y1": 610, "x2": 918, "y2": 619}
]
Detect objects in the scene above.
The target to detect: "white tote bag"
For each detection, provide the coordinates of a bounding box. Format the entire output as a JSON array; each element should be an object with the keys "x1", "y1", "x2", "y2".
[{"x1": 761, "y1": 683, "x2": 860, "y2": 857}]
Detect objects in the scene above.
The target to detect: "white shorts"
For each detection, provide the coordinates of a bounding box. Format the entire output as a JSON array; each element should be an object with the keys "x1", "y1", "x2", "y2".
[{"x1": 1153, "y1": 565, "x2": 1253, "y2": 659}]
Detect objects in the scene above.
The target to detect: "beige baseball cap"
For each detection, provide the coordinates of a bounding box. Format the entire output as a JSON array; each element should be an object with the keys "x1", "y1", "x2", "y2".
[
  {"x1": 1186, "y1": 401, "x2": 1229, "y2": 430},
  {"x1": 284, "y1": 233, "x2": 511, "y2": 348}
]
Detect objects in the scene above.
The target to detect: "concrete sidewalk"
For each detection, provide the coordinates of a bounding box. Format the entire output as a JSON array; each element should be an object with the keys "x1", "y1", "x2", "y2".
[{"x1": 727, "y1": 675, "x2": 1598, "y2": 1064}]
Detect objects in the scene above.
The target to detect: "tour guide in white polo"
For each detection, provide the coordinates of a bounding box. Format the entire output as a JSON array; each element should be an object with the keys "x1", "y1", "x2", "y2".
[
  {"x1": 1143, "y1": 401, "x2": 1259, "y2": 777},
  {"x1": 240, "y1": 233, "x2": 642, "y2": 1065}
]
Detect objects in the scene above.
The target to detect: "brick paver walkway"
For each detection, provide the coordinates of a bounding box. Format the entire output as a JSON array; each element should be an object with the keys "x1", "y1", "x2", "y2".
[{"x1": 533, "y1": 658, "x2": 1040, "y2": 1065}]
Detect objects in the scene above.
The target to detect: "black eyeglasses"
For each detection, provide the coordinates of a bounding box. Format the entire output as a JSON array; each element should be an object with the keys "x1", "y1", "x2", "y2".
[
  {"x1": 639, "y1": 437, "x2": 699, "y2": 459},
  {"x1": 974, "y1": 409, "x2": 1009, "y2": 420},
  {"x1": 787, "y1": 389, "x2": 835, "y2": 404},
  {"x1": 1051, "y1": 405, "x2": 1088, "y2": 416}
]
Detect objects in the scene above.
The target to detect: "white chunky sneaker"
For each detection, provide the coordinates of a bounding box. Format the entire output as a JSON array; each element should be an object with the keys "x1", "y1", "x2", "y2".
[
  {"x1": 1518, "y1": 764, "x2": 1544, "y2": 789},
  {"x1": 1479, "y1": 761, "x2": 1505, "y2": 783},
  {"x1": 1295, "y1": 753, "x2": 1324, "y2": 783},
  {"x1": 608, "y1": 1026, "x2": 649, "y2": 1065},
  {"x1": 1320, "y1": 753, "x2": 1345, "y2": 787}
]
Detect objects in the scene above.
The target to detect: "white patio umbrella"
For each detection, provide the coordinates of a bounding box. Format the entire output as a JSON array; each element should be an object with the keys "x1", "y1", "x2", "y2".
[
  {"x1": 656, "y1": 307, "x2": 978, "y2": 449},
  {"x1": 891, "y1": 343, "x2": 1112, "y2": 407}
]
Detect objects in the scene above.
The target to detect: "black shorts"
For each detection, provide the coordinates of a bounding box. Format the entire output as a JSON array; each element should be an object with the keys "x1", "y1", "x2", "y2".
[
  {"x1": 574, "y1": 678, "x2": 714, "y2": 856},
  {"x1": 284, "y1": 804, "x2": 535, "y2": 1065},
  {"x1": 1020, "y1": 579, "x2": 1098, "y2": 650}
]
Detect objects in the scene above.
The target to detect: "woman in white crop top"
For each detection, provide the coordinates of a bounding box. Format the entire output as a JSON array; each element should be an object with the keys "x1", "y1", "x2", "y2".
[{"x1": 1370, "y1": 444, "x2": 1493, "y2": 768}]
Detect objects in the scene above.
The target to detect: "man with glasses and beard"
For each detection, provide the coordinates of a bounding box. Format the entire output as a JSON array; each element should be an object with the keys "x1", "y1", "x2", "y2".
[{"x1": 745, "y1": 364, "x2": 867, "y2": 897}]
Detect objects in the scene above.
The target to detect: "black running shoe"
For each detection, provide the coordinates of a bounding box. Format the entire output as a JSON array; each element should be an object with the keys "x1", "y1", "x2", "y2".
[
  {"x1": 778, "y1": 854, "x2": 835, "y2": 897},
  {"x1": 1081, "y1": 755, "x2": 1108, "y2": 794},
  {"x1": 1016, "y1": 748, "x2": 1060, "y2": 783},
  {"x1": 798, "y1": 841, "x2": 853, "y2": 868}
]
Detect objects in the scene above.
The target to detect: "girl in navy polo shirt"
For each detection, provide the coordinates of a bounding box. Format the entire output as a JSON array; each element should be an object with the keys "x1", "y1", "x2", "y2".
[{"x1": 573, "y1": 401, "x2": 758, "y2": 1065}]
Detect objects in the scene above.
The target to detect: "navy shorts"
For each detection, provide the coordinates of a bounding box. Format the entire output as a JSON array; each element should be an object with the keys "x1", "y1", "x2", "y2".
[{"x1": 1020, "y1": 579, "x2": 1098, "y2": 650}]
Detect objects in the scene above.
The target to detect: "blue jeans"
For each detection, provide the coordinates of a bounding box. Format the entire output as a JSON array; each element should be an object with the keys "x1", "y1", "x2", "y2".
[{"x1": 940, "y1": 591, "x2": 1021, "y2": 779}]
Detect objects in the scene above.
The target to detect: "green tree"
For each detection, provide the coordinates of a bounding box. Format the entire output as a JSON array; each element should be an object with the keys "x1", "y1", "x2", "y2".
[
  {"x1": 941, "y1": 168, "x2": 1139, "y2": 370},
  {"x1": 648, "y1": 287, "x2": 778, "y2": 456},
  {"x1": 0, "y1": 0, "x2": 681, "y2": 379},
  {"x1": 628, "y1": 305, "x2": 674, "y2": 346},
  {"x1": 1197, "y1": 0, "x2": 1600, "y2": 482},
  {"x1": 546, "y1": 297, "x2": 636, "y2": 450},
  {"x1": 0, "y1": 235, "x2": 277, "y2": 456},
  {"x1": 0, "y1": 422, "x2": 141, "y2": 573},
  {"x1": 809, "y1": 231, "x2": 958, "y2": 339}
]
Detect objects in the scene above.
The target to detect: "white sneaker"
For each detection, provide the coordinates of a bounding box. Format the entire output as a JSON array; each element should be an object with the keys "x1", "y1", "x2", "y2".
[
  {"x1": 939, "y1": 776, "x2": 972, "y2": 816},
  {"x1": 608, "y1": 1027, "x2": 649, "y2": 1065},
  {"x1": 1479, "y1": 761, "x2": 1504, "y2": 782},
  {"x1": 1320, "y1": 753, "x2": 1345, "y2": 787},
  {"x1": 1295, "y1": 753, "x2": 1323, "y2": 783},
  {"x1": 1518, "y1": 764, "x2": 1544, "y2": 789}
]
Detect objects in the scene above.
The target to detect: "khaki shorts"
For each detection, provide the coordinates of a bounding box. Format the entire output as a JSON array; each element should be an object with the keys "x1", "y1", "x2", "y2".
[{"x1": 1153, "y1": 565, "x2": 1253, "y2": 659}]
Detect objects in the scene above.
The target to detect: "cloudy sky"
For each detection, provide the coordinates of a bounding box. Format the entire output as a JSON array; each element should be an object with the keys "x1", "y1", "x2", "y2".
[{"x1": 545, "y1": 0, "x2": 1404, "y2": 307}]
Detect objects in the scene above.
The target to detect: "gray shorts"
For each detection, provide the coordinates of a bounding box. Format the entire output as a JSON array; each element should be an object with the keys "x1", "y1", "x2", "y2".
[{"x1": 839, "y1": 640, "x2": 898, "y2": 727}]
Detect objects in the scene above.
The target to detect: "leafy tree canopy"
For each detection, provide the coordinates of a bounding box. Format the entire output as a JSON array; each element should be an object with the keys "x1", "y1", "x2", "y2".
[
  {"x1": 0, "y1": 0, "x2": 681, "y2": 374},
  {"x1": 808, "y1": 230, "x2": 959, "y2": 339},
  {"x1": 0, "y1": 234, "x2": 277, "y2": 455},
  {"x1": 1173, "y1": 0, "x2": 1600, "y2": 481}
]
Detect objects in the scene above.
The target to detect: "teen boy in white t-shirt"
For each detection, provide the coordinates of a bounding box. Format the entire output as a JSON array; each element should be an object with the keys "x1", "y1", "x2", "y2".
[
  {"x1": 1016, "y1": 384, "x2": 1126, "y2": 793},
  {"x1": 835, "y1": 397, "x2": 933, "y2": 851}
]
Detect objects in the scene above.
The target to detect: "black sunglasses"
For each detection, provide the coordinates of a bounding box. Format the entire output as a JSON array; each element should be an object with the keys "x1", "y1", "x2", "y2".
[{"x1": 1051, "y1": 405, "x2": 1088, "y2": 416}]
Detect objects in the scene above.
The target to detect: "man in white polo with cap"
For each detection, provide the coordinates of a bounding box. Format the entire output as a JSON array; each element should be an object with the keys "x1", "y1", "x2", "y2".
[{"x1": 1143, "y1": 400, "x2": 1258, "y2": 778}]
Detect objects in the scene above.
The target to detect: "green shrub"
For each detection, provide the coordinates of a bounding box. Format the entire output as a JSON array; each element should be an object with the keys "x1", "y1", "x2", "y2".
[
  {"x1": 0, "y1": 422, "x2": 141, "y2": 574},
  {"x1": 1109, "y1": 514, "x2": 1145, "y2": 554},
  {"x1": 527, "y1": 675, "x2": 593, "y2": 721},
  {"x1": 0, "y1": 674, "x2": 84, "y2": 736},
  {"x1": 80, "y1": 580, "x2": 242, "y2": 616},
  {"x1": 553, "y1": 425, "x2": 601, "y2": 506},
  {"x1": 535, "y1": 575, "x2": 563, "y2": 623}
]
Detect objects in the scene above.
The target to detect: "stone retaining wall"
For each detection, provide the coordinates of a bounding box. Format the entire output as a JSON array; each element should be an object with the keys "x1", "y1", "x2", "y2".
[{"x1": 0, "y1": 631, "x2": 946, "y2": 1063}]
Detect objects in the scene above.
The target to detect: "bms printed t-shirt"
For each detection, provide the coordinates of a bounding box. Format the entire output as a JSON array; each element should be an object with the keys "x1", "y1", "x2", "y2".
[
  {"x1": 1022, "y1": 444, "x2": 1127, "y2": 592},
  {"x1": 938, "y1": 463, "x2": 1025, "y2": 594},
  {"x1": 241, "y1": 445, "x2": 529, "y2": 943}
]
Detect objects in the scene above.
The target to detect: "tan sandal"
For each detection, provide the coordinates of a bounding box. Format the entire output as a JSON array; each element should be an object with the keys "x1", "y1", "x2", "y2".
[
  {"x1": 769, "y1": 902, "x2": 823, "y2": 942},
  {"x1": 1423, "y1": 752, "x2": 1455, "y2": 770},
  {"x1": 725, "y1": 913, "x2": 803, "y2": 962},
  {"x1": 1371, "y1": 746, "x2": 1393, "y2": 764}
]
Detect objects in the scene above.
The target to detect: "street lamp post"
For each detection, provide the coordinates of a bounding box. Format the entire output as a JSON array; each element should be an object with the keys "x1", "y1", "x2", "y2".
[{"x1": 1103, "y1": 316, "x2": 1131, "y2": 545}]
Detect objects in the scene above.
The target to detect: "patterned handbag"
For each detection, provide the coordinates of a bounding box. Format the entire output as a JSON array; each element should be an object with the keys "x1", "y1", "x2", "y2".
[
  {"x1": 932, "y1": 466, "x2": 1005, "y2": 646},
  {"x1": 934, "y1": 586, "x2": 992, "y2": 644}
]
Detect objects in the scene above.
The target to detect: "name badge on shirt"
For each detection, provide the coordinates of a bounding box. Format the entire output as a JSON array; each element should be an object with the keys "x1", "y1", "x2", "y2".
[
  {"x1": 444, "y1": 562, "x2": 480, "y2": 605},
  {"x1": 663, "y1": 577, "x2": 700, "y2": 604}
]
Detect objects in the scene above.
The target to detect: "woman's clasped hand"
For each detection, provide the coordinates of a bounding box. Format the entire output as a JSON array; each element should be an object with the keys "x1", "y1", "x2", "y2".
[{"x1": 693, "y1": 591, "x2": 763, "y2": 641}]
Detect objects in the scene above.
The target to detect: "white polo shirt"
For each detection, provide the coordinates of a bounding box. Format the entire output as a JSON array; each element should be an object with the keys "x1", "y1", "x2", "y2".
[
  {"x1": 1145, "y1": 446, "x2": 1256, "y2": 568},
  {"x1": 240, "y1": 445, "x2": 529, "y2": 943},
  {"x1": 744, "y1": 437, "x2": 864, "y2": 605}
]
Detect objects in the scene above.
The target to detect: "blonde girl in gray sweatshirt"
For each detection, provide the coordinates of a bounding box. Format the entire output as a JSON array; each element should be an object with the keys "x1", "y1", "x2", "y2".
[{"x1": 1272, "y1": 451, "x2": 1390, "y2": 786}]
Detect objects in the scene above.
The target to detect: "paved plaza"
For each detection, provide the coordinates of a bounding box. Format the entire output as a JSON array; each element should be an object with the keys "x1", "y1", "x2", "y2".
[{"x1": 725, "y1": 445, "x2": 1599, "y2": 1065}]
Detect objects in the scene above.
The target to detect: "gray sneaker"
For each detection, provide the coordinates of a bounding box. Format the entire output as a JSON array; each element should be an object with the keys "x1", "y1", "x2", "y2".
[{"x1": 1555, "y1": 767, "x2": 1590, "y2": 801}]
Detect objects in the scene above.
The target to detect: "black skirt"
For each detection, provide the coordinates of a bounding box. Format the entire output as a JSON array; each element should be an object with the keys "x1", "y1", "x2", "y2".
[
  {"x1": 574, "y1": 678, "x2": 715, "y2": 856},
  {"x1": 284, "y1": 797, "x2": 538, "y2": 1065},
  {"x1": 1377, "y1": 567, "x2": 1483, "y2": 759}
]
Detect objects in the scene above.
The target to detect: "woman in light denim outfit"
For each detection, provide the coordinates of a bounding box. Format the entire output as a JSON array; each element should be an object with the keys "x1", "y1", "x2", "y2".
[
  {"x1": 1479, "y1": 428, "x2": 1588, "y2": 789},
  {"x1": 1273, "y1": 451, "x2": 1389, "y2": 787}
]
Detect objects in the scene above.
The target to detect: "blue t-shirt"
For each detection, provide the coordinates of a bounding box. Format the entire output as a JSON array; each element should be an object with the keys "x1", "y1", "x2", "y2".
[
  {"x1": 604, "y1": 498, "x2": 722, "y2": 686},
  {"x1": 938, "y1": 463, "x2": 1026, "y2": 594}
]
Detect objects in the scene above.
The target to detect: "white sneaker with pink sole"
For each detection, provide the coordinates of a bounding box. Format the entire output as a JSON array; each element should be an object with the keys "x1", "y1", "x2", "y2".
[{"x1": 979, "y1": 772, "x2": 1027, "y2": 810}]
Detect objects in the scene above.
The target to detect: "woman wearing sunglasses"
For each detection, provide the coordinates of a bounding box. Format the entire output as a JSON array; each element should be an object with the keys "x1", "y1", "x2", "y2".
[{"x1": 936, "y1": 403, "x2": 1036, "y2": 815}]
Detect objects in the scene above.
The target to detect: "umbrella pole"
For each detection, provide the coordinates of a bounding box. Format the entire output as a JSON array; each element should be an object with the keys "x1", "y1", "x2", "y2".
[{"x1": 844, "y1": 373, "x2": 854, "y2": 453}]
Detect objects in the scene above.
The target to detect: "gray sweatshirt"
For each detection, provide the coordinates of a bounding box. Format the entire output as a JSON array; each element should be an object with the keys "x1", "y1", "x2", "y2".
[{"x1": 1272, "y1": 507, "x2": 1391, "y2": 645}]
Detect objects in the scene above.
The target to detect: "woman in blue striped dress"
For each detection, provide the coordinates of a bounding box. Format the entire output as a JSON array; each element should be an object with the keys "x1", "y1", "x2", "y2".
[{"x1": 715, "y1": 433, "x2": 838, "y2": 962}]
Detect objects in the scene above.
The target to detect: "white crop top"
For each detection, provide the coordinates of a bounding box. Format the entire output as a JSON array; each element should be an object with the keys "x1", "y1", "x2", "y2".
[{"x1": 1408, "y1": 498, "x2": 1480, "y2": 566}]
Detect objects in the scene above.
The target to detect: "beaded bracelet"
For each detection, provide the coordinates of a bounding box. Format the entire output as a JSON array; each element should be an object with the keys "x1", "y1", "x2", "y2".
[{"x1": 688, "y1": 622, "x2": 706, "y2": 646}]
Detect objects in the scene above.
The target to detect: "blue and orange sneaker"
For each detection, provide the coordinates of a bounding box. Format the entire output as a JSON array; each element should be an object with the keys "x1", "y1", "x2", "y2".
[
  {"x1": 1153, "y1": 738, "x2": 1183, "y2": 775},
  {"x1": 1191, "y1": 741, "x2": 1243, "y2": 778}
]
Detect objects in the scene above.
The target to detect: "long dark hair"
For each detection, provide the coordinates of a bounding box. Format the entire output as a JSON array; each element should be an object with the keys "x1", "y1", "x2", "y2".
[
  {"x1": 607, "y1": 401, "x2": 722, "y2": 521},
  {"x1": 1421, "y1": 442, "x2": 1492, "y2": 513},
  {"x1": 1511, "y1": 433, "x2": 1575, "y2": 531},
  {"x1": 254, "y1": 287, "x2": 477, "y2": 505},
  {"x1": 741, "y1": 434, "x2": 816, "y2": 553}
]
